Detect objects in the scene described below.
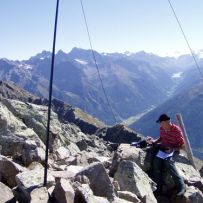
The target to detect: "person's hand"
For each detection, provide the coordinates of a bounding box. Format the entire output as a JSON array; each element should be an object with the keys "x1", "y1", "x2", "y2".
[
  {"x1": 146, "y1": 136, "x2": 154, "y2": 144},
  {"x1": 164, "y1": 147, "x2": 173, "y2": 153}
]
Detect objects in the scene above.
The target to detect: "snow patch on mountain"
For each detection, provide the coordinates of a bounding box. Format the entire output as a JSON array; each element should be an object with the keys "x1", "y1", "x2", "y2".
[
  {"x1": 124, "y1": 51, "x2": 133, "y2": 56},
  {"x1": 172, "y1": 72, "x2": 183, "y2": 78},
  {"x1": 23, "y1": 65, "x2": 32, "y2": 70},
  {"x1": 75, "y1": 59, "x2": 88, "y2": 65},
  {"x1": 17, "y1": 63, "x2": 32, "y2": 70}
]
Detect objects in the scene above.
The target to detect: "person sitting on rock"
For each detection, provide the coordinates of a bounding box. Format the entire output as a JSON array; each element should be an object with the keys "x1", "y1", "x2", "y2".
[{"x1": 147, "y1": 113, "x2": 186, "y2": 196}]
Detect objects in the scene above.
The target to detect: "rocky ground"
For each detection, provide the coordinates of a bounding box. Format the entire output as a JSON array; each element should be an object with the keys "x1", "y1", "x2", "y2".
[{"x1": 0, "y1": 81, "x2": 203, "y2": 203}]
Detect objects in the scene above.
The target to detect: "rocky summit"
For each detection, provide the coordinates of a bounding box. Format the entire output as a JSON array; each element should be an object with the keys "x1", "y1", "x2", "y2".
[{"x1": 0, "y1": 81, "x2": 203, "y2": 203}]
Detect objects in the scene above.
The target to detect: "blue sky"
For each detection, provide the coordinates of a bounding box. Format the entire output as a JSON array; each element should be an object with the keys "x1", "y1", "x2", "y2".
[{"x1": 1, "y1": 0, "x2": 203, "y2": 60}]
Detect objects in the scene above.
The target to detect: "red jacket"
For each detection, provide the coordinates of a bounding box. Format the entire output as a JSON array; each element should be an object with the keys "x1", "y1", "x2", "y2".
[{"x1": 160, "y1": 123, "x2": 184, "y2": 148}]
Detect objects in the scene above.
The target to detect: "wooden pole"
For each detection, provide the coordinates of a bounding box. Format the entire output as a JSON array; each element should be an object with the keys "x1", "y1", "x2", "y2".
[{"x1": 176, "y1": 113, "x2": 196, "y2": 169}]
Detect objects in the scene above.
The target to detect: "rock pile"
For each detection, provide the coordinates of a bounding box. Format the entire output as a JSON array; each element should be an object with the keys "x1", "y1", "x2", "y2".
[{"x1": 0, "y1": 81, "x2": 203, "y2": 202}]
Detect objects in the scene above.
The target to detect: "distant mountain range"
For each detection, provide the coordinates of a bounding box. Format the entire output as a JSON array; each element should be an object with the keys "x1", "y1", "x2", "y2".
[{"x1": 1, "y1": 47, "x2": 202, "y2": 125}]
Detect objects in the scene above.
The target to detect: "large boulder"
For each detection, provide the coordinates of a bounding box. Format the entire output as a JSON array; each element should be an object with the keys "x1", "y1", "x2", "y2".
[
  {"x1": 114, "y1": 160, "x2": 157, "y2": 203},
  {"x1": 0, "y1": 100, "x2": 45, "y2": 166},
  {"x1": 73, "y1": 181, "x2": 110, "y2": 203},
  {"x1": 52, "y1": 178, "x2": 75, "y2": 203},
  {"x1": 96, "y1": 124, "x2": 143, "y2": 144},
  {"x1": 15, "y1": 169, "x2": 55, "y2": 202},
  {"x1": 164, "y1": 154, "x2": 203, "y2": 193},
  {"x1": 2, "y1": 99, "x2": 62, "y2": 147},
  {"x1": 0, "y1": 155, "x2": 25, "y2": 188},
  {"x1": 111, "y1": 197, "x2": 134, "y2": 203},
  {"x1": 16, "y1": 169, "x2": 55, "y2": 189},
  {"x1": 0, "y1": 181, "x2": 15, "y2": 202},
  {"x1": 175, "y1": 186, "x2": 203, "y2": 203},
  {"x1": 109, "y1": 144, "x2": 152, "y2": 177},
  {"x1": 117, "y1": 191, "x2": 141, "y2": 203},
  {"x1": 30, "y1": 187, "x2": 49, "y2": 203},
  {"x1": 68, "y1": 151, "x2": 111, "y2": 168},
  {"x1": 76, "y1": 162, "x2": 116, "y2": 200},
  {"x1": 50, "y1": 170, "x2": 77, "y2": 180}
]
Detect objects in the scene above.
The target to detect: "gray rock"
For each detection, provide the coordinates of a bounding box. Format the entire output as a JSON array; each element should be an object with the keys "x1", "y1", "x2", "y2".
[
  {"x1": 36, "y1": 147, "x2": 46, "y2": 163},
  {"x1": 118, "y1": 191, "x2": 141, "y2": 203},
  {"x1": 76, "y1": 139, "x2": 89, "y2": 151},
  {"x1": 12, "y1": 186, "x2": 30, "y2": 203},
  {"x1": 73, "y1": 182, "x2": 93, "y2": 203},
  {"x1": 174, "y1": 186, "x2": 203, "y2": 203},
  {"x1": 114, "y1": 160, "x2": 157, "y2": 203},
  {"x1": 200, "y1": 166, "x2": 203, "y2": 177},
  {"x1": 0, "y1": 155, "x2": 25, "y2": 188},
  {"x1": 50, "y1": 170, "x2": 76, "y2": 180},
  {"x1": 65, "y1": 142, "x2": 81, "y2": 156},
  {"x1": 109, "y1": 144, "x2": 151, "y2": 177},
  {"x1": 52, "y1": 145, "x2": 80, "y2": 168},
  {"x1": 15, "y1": 169, "x2": 55, "y2": 202},
  {"x1": 53, "y1": 178, "x2": 75, "y2": 203},
  {"x1": 66, "y1": 165, "x2": 84, "y2": 175},
  {"x1": 55, "y1": 146, "x2": 71, "y2": 160},
  {"x1": 16, "y1": 169, "x2": 55, "y2": 189},
  {"x1": 76, "y1": 162, "x2": 116, "y2": 200},
  {"x1": 90, "y1": 156, "x2": 111, "y2": 169},
  {"x1": 94, "y1": 196, "x2": 110, "y2": 203},
  {"x1": 96, "y1": 124, "x2": 143, "y2": 144},
  {"x1": 2, "y1": 99, "x2": 62, "y2": 148},
  {"x1": 73, "y1": 181, "x2": 110, "y2": 203},
  {"x1": 74, "y1": 175, "x2": 90, "y2": 184},
  {"x1": 27, "y1": 162, "x2": 44, "y2": 170},
  {"x1": 185, "y1": 176, "x2": 203, "y2": 193},
  {"x1": 0, "y1": 182, "x2": 15, "y2": 202},
  {"x1": 70, "y1": 151, "x2": 111, "y2": 167},
  {"x1": 30, "y1": 187, "x2": 49, "y2": 203},
  {"x1": 111, "y1": 197, "x2": 133, "y2": 203},
  {"x1": 112, "y1": 181, "x2": 120, "y2": 191},
  {"x1": 21, "y1": 140, "x2": 45, "y2": 166},
  {"x1": 165, "y1": 155, "x2": 203, "y2": 191},
  {"x1": 0, "y1": 100, "x2": 45, "y2": 166}
]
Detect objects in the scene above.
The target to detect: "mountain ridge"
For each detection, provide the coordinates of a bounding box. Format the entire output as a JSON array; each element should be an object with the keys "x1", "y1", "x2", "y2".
[{"x1": 1, "y1": 47, "x2": 197, "y2": 125}]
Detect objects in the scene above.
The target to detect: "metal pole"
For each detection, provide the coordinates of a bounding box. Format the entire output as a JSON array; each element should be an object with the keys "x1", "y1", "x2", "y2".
[
  {"x1": 44, "y1": 0, "x2": 60, "y2": 186},
  {"x1": 176, "y1": 113, "x2": 196, "y2": 169}
]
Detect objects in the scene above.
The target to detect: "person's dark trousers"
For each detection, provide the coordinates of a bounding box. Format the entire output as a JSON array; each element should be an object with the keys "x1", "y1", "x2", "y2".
[
  {"x1": 152, "y1": 154, "x2": 185, "y2": 193},
  {"x1": 152, "y1": 156, "x2": 164, "y2": 192}
]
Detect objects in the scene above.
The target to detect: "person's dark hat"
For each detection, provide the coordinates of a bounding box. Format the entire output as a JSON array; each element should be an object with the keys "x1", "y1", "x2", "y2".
[{"x1": 156, "y1": 114, "x2": 170, "y2": 123}]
